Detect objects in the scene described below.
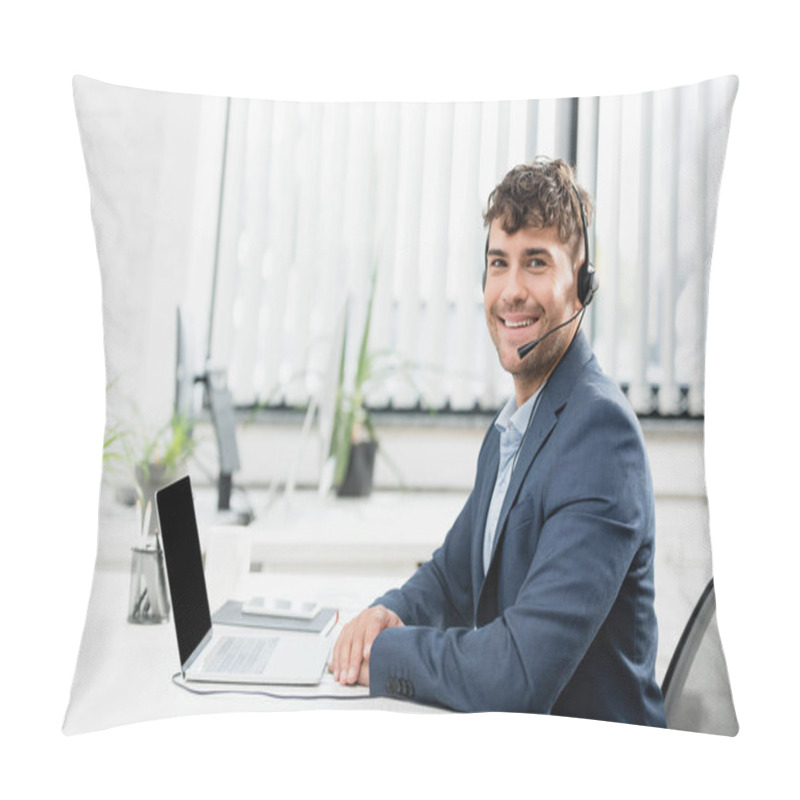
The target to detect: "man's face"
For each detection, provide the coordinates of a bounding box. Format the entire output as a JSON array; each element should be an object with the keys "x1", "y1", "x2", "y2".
[{"x1": 484, "y1": 220, "x2": 581, "y2": 404}]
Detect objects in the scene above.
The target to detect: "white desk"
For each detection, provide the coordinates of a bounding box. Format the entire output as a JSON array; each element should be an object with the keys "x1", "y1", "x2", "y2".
[
  {"x1": 64, "y1": 564, "x2": 449, "y2": 735},
  {"x1": 205, "y1": 489, "x2": 468, "y2": 576},
  {"x1": 65, "y1": 490, "x2": 467, "y2": 734}
]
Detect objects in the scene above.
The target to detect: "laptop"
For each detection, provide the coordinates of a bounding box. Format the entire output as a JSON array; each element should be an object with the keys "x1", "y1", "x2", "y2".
[{"x1": 156, "y1": 474, "x2": 331, "y2": 685}]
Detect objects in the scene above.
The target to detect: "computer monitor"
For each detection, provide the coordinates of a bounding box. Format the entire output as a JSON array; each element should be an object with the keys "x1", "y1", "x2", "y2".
[
  {"x1": 174, "y1": 306, "x2": 252, "y2": 524},
  {"x1": 174, "y1": 306, "x2": 198, "y2": 422},
  {"x1": 205, "y1": 368, "x2": 242, "y2": 512}
]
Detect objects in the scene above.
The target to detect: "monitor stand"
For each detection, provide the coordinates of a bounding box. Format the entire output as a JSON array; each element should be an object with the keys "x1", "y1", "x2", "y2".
[
  {"x1": 205, "y1": 369, "x2": 254, "y2": 526},
  {"x1": 215, "y1": 472, "x2": 254, "y2": 525}
]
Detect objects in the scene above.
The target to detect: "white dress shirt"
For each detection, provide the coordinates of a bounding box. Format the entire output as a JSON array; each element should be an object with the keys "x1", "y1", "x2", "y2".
[{"x1": 482, "y1": 386, "x2": 545, "y2": 575}]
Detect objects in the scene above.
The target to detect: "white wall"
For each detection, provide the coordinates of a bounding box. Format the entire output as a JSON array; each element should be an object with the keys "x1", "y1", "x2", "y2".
[{"x1": 74, "y1": 77, "x2": 221, "y2": 442}]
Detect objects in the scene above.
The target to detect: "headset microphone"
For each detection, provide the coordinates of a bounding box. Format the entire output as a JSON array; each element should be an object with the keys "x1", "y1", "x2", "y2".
[{"x1": 516, "y1": 306, "x2": 586, "y2": 359}]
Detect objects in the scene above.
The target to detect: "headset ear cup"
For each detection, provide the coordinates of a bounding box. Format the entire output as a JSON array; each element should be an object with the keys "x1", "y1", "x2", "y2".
[
  {"x1": 571, "y1": 181, "x2": 598, "y2": 307},
  {"x1": 579, "y1": 263, "x2": 598, "y2": 306}
]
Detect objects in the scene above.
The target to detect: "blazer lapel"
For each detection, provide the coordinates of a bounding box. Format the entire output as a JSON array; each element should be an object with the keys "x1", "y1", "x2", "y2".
[
  {"x1": 482, "y1": 332, "x2": 595, "y2": 581},
  {"x1": 489, "y1": 392, "x2": 559, "y2": 565},
  {"x1": 472, "y1": 427, "x2": 500, "y2": 606}
]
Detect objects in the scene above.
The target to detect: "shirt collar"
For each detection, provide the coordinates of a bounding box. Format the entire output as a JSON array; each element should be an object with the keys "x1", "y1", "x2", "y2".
[{"x1": 494, "y1": 383, "x2": 546, "y2": 440}]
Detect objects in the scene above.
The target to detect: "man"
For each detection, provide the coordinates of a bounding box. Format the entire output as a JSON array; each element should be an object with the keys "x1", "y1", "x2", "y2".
[{"x1": 329, "y1": 157, "x2": 666, "y2": 726}]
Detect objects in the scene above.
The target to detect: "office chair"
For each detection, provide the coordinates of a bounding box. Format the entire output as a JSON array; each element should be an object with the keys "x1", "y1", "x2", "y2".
[{"x1": 661, "y1": 578, "x2": 739, "y2": 736}]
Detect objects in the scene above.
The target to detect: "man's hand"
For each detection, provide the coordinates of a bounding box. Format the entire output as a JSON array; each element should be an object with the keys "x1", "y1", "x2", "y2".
[{"x1": 329, "y1": 605, "x2": 404, "y2": 686}]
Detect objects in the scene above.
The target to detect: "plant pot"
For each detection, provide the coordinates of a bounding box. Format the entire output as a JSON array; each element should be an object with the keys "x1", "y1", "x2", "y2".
[
  {"x1": 336, "y1": 440, "x2": 378, "y2": 498},
  {"x1": 128, "y1": 462, "x2": 177, "y2": 624},
  {"x1": 127, "y1": 544, "x2": 171, "y2": 624}
]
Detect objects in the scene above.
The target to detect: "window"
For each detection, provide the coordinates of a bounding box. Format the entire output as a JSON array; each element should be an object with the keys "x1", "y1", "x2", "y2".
[{"x1": 196, "y1": 82, "x2": 732, "y2": 419}]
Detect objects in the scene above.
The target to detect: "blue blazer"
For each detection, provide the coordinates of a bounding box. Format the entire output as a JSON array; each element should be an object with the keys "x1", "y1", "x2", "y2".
[{"x1": 369, "y1": 333, "x2": 666, "y2": 726}]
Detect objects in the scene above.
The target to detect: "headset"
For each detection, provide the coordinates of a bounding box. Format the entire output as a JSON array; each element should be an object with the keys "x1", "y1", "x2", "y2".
[{"x1": 573, "y1": 184, "x2": 598, "y2": 308}]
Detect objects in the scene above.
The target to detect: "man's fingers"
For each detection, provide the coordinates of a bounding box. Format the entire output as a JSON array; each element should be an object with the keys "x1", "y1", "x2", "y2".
[
  {"x1": 363, "y1": 607, "x2": 403, "y2": 658},
  {"x1": 330, "y1": 615, "x2": 365, "y2": 684},
  {"x1": 329, "y1": 623, "x2": 348, "y2": 679},
  {"x1": 330, "y1": 606, "x2": 405, "y2": 684},
  {"x1": 344, "y1": 622, "x2": 365, "y2": 684},
  {"x1": 331, "y1": 619, "x2": 356, "y2": 680}
]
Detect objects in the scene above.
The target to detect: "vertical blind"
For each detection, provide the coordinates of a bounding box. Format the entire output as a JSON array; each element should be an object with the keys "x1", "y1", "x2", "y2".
[{"x1": 205, "y1": 79, "x2": 734, "y2": 418}]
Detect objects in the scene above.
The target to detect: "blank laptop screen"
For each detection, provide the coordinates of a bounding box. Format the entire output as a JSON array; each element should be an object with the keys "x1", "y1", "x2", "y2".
[{"x1": 156, "y1": 475, "x2": 213, "y2": 666}]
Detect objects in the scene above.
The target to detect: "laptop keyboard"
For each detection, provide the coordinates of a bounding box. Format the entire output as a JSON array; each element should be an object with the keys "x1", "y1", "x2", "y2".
[{"x1": 203, "y1": 635, "x2": 278, "y2": 675}]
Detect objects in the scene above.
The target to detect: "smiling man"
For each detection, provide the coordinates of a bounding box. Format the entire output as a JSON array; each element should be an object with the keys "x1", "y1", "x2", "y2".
[{"x1": 329, "y1": 157, "x2": 666, "y2": 726}]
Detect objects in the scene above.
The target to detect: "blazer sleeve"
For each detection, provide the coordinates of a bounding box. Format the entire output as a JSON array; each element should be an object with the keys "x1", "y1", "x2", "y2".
[{"x1": 367, "y1": 392, "x2": 654, "y2": 713}]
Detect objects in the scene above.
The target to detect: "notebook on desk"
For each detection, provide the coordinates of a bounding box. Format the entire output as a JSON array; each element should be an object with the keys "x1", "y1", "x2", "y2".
[
  {"x1": 212, "y1": 600, "x2": 338, "y2": 636},
  {"x1": 156, "y1": 475, "x2": 331, "y2": 685}
]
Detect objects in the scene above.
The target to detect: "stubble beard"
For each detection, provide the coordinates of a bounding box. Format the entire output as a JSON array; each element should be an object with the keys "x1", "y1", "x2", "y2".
[{"x1": 499, "y1": 321, "x2": 574, "y2": 398}]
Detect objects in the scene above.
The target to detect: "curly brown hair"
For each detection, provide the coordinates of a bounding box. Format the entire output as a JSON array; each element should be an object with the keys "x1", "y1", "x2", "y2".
[{"x1": 483, "y1": 156, "x2": 594, "y2": 247}]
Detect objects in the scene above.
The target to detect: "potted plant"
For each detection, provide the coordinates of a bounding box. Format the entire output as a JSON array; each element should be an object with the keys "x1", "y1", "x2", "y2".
[
  {"x1": 329, "y1": 269, "x2": 377, "y2": 497},
  {"x1": 327, "y1": 267, "x2": 419, "y2": 497},
  {"x1": 131, "y1": 412, "x2": 196, "y2": 539}
]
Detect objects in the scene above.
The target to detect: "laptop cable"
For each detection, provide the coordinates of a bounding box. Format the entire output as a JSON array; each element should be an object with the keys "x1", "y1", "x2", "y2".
[{"x1": 171, "y1": 671, "x2": 373, "y2": 702}]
